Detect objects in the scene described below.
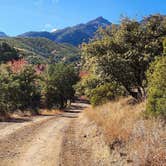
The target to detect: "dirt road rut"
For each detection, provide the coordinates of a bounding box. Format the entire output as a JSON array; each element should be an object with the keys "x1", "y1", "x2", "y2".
[{"x1": 0, "y1": 102, "x2": 110, "y2": 166}]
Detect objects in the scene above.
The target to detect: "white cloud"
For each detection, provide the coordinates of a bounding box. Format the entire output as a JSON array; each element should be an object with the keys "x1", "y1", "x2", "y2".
[{"x1": 51, "y1": 28, "x2": 58, "y2": 32}]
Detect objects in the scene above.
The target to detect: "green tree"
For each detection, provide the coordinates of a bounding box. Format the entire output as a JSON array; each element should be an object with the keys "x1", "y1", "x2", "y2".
[
  {"x1": 81, "y1": 14, "x2": 166, "y2": 101},
  {"x1": 0, "y1": 42, "x2": 19, "y2": 63},
  {"x1": 0, "y1": 64, "x2": 40, "y2": 117},
  {"x1": 146, "y1": 56, "x2": 166, "y2": 117},
  {"x1": 14, "y1": 66, "x2": 41, "y2": 110},
  {"x1": 43, "y1": 63, "x2": 79, "y2": 108},
  {"x1": 0, "y1": 65, "x2": 17, "y2": 116}
]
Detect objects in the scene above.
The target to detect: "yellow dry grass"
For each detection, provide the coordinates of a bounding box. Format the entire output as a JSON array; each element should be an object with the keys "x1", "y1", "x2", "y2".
[
  {"x1": 85, "y1": 98, "x2": 143, "y2": 144},
  {"x1": 1, "y1": 109, "x2": 61, "y2": 120},
  {"x1": 39, "y1": 109, "x2": 61, "y2": 116},
  {"x1": 85, "y1": 98, "x2": 166, "y2": 165}
]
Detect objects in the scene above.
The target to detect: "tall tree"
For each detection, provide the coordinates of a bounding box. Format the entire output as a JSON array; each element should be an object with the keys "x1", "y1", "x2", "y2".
[
  {"x1": 81, "y1": 14, "x2": 166, "y2": 100},
  {"x1": 43, "y1": 63, "x2": 79, "y2": 108}
]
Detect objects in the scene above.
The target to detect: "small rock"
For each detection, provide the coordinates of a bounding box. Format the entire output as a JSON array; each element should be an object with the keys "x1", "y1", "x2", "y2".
[{"x1": 84, "y1": 135, "x2": 87, "y2": 138}]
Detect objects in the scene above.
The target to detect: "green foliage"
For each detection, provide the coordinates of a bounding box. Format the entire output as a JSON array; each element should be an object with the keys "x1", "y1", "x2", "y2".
[
  {"x1": 75, "y1": 74, "x2": 125, "y2": 106},
  {"x1": 0, "y1": 42, "x2": 19, "y2": 63},
  {"x1": 163, "y1": 38, "x2": 166, "y2": 55},
  {"x1": 146, "y1": 56, "x2": 166, "y2": 118},
  {"x1": 81, "y1": 14, "x2": 166, "y2": 101},
  {"x1": 75, "y1": 74, "x2": 101, "y2": 98},
  {"x1": 0, "y1": 64, "x2": 40, "y2": 116},
  {"x1": 0, "y1": 61, "x2": 79, "y2": 116},
  {"x1": 0, "y1": 65, "x2": 17, "y2": 115},
  {"x1": 43, "y1": 63, "x2": 79, "y2": 108},
  {"x1": 90, "y1": 83, "x2": 125, "y2": 106},
  {"x1": 14, "y1": 66, "x2": 41, "y2": 110}
]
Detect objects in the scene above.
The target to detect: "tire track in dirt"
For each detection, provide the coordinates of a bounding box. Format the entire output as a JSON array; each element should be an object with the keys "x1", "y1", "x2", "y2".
[
  {"x1": 60, "y1": 119, "x2": 92, "y2": 166},
  {"x1": 59, "y1": 114, "x2": 111, "y2": 166},
  {"x1": 19, "y1": 117, "x2": 71, "y2": 166},
  {"x1": 0, "y1": 102, "x2": 110, "y2": 166},
  {"x1": 0, "y1": 116, "x2": 60, "y2": 166}
]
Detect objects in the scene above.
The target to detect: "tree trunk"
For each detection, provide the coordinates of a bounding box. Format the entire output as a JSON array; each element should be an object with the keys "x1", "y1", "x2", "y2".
[
  {"x1": 126, "y1": 86, "x2": 146, "y2": 102},
  {"x1": 60, "y1": 97, "x2": 64, "y2": 109}
]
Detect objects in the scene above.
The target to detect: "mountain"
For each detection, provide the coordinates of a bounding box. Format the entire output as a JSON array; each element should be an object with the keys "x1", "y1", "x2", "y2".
[
  {"x1": 0, "y1": 32, "x2": 8, "y2": 38},
  {"x1": 0, "y1": 37, "x2": 80, "y2": 64},
  {"x1": 19, "y1": 17, "x2": 111, "y2": 46},
  {"x1": 19, "y1": 31, "x2": 55, "y2": 40}
]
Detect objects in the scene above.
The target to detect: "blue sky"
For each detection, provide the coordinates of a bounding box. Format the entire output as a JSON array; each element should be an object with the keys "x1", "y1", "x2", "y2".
[{"x1": 0, "y1": 0, "x2": 166, "y2": 36}]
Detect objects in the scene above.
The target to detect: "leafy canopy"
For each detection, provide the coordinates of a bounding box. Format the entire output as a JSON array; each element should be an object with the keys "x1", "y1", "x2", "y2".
[
  {"x1": 43, "y1": 63, "x2": 79, "y2": 108},
  {"x1": 81, "y1": 14, "x2": 166, "y2": 101}
]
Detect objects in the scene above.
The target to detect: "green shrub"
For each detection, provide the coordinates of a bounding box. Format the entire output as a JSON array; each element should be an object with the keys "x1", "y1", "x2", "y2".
[
  {"x1": 146, "y1": 56, "x2": 166, "y2": 118},
  {"x1": 0, "y1": 64, "x2": 41, "y2": 116},
  {"x1": 89, "y1": 83, "x2": 125, "y2": 106},
  {"x1": 75, "y1": 74, "x2": 101, "y2": 98}
]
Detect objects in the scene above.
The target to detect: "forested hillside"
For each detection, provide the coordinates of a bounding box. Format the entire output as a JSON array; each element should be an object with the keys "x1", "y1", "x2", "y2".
[{"x1": 0, "y1": 37, "x2": 80, "y2": 64}]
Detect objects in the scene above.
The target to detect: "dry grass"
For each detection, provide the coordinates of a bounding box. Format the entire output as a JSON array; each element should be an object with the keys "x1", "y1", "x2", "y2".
[
  {"x1": 0, "y1": 109, "x2": 61, "y2": 122},
  {"x1": 85, "y1": 98, "x2": 166, "y2": 165},
  {"x1": 39, "y1": 109, "x2": 61, "y2": 116},
  {"x1": 85, "y1": 98, "x2": 143, "y2": 145}
]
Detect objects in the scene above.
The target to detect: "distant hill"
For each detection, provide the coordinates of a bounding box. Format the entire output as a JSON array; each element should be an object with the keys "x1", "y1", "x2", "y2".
[
  {"x1": 19, "y1": 17, "x2": 111, "y2": 46},
  {"x1": 0, "y1": 37, "x2": 80, "y2": 64},
  {"x1": 0, "y1": 32, "x2": 8, "y2": 38},
  {"x1": 0, "y1": 42, "x2": 19, "y2": 63}
]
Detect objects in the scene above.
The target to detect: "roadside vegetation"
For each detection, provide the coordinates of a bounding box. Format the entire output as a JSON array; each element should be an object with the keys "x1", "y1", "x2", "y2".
[
  {"x1": 78, "y1": 14, "x2": 166, "y2": 106},
  {"x1": 0, "y1": 57, "x2": 79, "y2": 120},
  {"x1": 42, "y1": 63, "x2": 79, "y2": 109},
  {"x1": 77, "y1": 14, "x2": 166, "y2": 165},
  {"x1": 85, "y1": 98, "x2": 166, "y2": 165},
  {"x1": 146, "y1": 56, "x2": 166, "y2": 118}
]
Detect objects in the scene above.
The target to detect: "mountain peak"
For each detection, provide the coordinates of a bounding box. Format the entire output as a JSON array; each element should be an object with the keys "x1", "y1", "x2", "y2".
[
  {"x1": 87, "y1": 16, "x2": 111, "y2": 25},
  {"x1": 0, "y1": 32, "x2": 8, "y2": 37},
  {"x1": 95, "y1": 16, "x2": 107, "y2": 21}
]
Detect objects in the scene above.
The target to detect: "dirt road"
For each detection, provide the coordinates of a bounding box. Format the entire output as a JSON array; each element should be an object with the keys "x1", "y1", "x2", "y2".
[{"x1": 0, "y1": 102, "x2": 110, "y2": 166}]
